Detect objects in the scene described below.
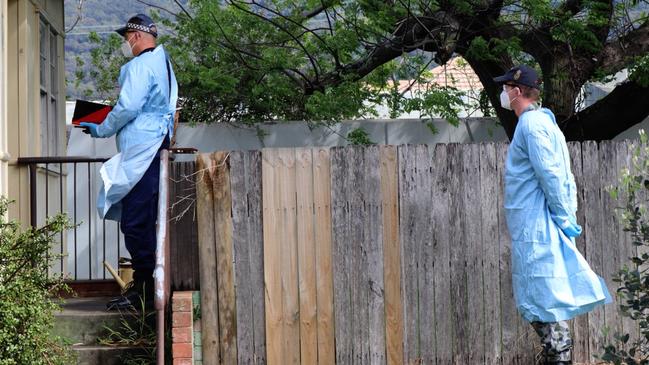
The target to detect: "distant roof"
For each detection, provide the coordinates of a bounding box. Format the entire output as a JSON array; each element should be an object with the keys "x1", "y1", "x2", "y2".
[{"x1": 392, "y1": 57, "x2": 483, "y2": 93}]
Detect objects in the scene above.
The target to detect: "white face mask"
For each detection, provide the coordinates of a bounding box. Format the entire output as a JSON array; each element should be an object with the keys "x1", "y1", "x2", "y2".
[
  {"x1": 500, "y1": 86, "x2": 517, "y2": 110},
  {"x1": 120, "y1": 35, "x2": 135, "y2": 58}
]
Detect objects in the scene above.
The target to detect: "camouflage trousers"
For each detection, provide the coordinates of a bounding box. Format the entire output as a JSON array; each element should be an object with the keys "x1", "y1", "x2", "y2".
[{"x1": 531, "y1": 321, "x2": 572, "y2": 364}]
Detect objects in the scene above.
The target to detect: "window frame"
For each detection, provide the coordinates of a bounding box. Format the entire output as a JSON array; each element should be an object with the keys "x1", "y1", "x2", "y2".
[{"x1": 39, "y1": 15, "x2": 60, "y2": 157}]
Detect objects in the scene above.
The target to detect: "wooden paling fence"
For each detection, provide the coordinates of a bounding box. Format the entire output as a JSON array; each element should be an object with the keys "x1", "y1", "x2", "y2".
[{"x1": 186, "y1": 141, "x2": 637, "y2": 365}]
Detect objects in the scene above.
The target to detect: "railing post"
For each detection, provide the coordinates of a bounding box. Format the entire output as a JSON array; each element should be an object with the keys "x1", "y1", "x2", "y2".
[{"x1": 155, "y1": 149, "x2": 170, "y2": 365}]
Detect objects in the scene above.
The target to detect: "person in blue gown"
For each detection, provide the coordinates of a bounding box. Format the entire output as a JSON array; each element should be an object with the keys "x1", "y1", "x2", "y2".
[
  {"x1": 80, "y1": 14, "x2": 178, "y2": 310},
  {"x1": 495, "y1": 65, "x2": 610, "y2": 364}
]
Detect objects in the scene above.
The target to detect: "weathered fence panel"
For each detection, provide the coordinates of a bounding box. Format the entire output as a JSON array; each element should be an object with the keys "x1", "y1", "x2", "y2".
[
  {"x1": 169, "y1": 161, "x2": 200, "y2": 290},
  {"x1": 188, "y1": 141, "x2": 638, "y2": 364}
]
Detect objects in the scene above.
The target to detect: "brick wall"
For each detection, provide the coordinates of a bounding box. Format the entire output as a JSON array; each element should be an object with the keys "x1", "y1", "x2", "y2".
[{"x1": 171, "y1": 291, "x2": 200, "y2": 365}]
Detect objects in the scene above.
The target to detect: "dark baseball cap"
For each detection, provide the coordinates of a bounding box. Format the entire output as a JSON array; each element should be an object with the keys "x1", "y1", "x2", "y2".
[
  {"x1": 493, "y1": 65, "x2": 541, "y2": 89},
  {"x1": 115, "y1": 14, "x2": 158, "y2": 38}
]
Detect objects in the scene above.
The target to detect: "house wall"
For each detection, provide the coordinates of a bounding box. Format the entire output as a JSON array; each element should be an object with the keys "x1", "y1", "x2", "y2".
[
  {"x1": 5, "y1": 0, "x2": 65, "y2": 224},
  {"x1": 0, "y1": 2, "x2": 8, "y2": 199}
]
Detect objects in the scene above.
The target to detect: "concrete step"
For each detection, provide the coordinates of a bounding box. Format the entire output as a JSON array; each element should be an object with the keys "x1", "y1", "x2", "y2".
[
  {"x1": 54, "y1": 297, "x2": 123, "y2": 345},
  {"x1": 73, "y1": 345, "x2": 152, "y2": 365},
  {"x1": 54, "y1": 297, "x2": 156, "y2": 364}
]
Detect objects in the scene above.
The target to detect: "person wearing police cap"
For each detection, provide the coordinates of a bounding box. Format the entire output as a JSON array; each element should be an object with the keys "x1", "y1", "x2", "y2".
[
  {"x1": 79, "y1": 14, "x2": 178, "y2": 310},
  {"x1": 495, "y1": 65, "x2": 611, "y2": 364}
]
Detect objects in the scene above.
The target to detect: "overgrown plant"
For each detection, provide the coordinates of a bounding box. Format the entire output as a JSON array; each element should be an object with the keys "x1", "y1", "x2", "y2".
[
  {"x1": 98, "y1": 298, "x2": 156, "y2": 364},
  {"x1": 603, "y1": 130, "x2": 649, "y2": 364},
  {"x1": 0, "y1": 197, "x2": 74, "y2": 365},
  {"x1": 347, "y1": 127, "x2": 375, "y2": 145}
]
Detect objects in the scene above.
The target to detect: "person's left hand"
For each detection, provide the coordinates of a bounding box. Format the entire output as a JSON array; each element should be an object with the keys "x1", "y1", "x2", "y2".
[{"x1": 79, "y1": 122, "x2": 101, "y2": 138}]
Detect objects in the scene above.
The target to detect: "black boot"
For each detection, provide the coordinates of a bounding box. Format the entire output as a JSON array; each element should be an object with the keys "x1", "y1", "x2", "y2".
[{"x1": 106, "y1": 271, "x2": 154, "y2": 311}]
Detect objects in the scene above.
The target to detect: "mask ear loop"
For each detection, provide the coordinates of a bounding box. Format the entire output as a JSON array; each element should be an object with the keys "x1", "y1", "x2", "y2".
[{"x1": 509, "y1": 86, "x2": 520, "y2": 106}]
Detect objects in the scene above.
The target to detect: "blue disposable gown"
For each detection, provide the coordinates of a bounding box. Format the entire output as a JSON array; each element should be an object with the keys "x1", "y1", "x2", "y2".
[
  {"x1": 95, "y1": 45, "x2": 178, "y2": 221},
  {"x1": 504, "y1": 107, "x2": 611, "y2": 323}
]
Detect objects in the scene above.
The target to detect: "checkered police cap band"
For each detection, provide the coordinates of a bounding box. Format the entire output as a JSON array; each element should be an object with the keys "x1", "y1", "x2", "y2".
[{"x1": 126, "y1": 23, "x2": 157, "y2": 36}]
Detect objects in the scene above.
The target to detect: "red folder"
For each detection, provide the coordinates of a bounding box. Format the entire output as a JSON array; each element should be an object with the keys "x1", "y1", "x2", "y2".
[{"x1": 71, "y1": 100, "x2": 112, "y2": 125}]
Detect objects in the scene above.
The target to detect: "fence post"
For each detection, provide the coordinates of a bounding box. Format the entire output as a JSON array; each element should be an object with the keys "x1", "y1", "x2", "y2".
[{"x1": 196, "y1": 153, "x2": 220, "y2": 365}]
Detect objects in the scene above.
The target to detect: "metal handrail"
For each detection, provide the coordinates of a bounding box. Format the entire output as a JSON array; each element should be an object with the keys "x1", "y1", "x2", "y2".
[
  {"x1": 17, "y1": 156, "x2": 109, "y2": 228},
  {"x1": 17, "y1": 156, "x2": 116, "y2": 281},
  {"x1": 16, "y1": 156, "x2": 110, "y2": 164},
  {"x1": 155, "y1": 147, "x2": 198, "y2": 364},
  {"x1": 155, "y1": 149, "x2": 171, "y2": 365}
]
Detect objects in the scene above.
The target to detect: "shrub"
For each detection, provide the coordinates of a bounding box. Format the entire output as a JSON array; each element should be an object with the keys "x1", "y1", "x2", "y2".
[{"x1": 0, "y1": 197, "x2": 74, "y2": 364}]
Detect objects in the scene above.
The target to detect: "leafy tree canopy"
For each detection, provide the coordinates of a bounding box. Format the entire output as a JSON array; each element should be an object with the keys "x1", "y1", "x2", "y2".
[{"x1": 76, "y1": 0, "x2": 649, "y2": 141}]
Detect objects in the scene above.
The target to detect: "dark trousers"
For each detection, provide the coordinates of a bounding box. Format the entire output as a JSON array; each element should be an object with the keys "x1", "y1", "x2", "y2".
[{"x1": 120, "y1": 137, "x2": 169, "y2": 282}]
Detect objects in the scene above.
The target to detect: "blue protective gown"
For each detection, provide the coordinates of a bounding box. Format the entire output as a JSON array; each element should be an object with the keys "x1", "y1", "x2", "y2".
[
  {"x1": 504, "y1": 107, "x2": 611, "y2": 323},
  {"x1": 95, "y1": 45, "x2": 178, "y2": 221}
]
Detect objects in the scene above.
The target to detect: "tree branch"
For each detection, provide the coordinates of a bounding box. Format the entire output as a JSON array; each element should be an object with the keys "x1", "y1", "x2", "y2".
[
  {"x1": 557, "y1": 0, "x2": 584, "y2": 17},
  {"x1": 135, "y1": 0, "x2": 180, "y2": 17},
  {"x1": 174, "y1": 0, "x2": 193, "y2": 19},
  {"x1": 563, "y1": 80, "x2": 649, "y2": 141},
  {"x1": 229, "y1": 0, "x2": 322, "y2": 81},
  {"x1": 302, "y1": 0, "x2": 337, "y2": 19},
  {"x1": 65, "y1": 0, "x2": 84, "y2": 33},
  {"x1": 248, "y1": 0, "x2": 339, "y2": 62},
  {"x1": 598, "y1": 19, "x2": 649, "y2": 75}
]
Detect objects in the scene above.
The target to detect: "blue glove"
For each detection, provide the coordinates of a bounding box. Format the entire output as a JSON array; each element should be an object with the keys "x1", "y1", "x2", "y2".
[
  {"x1": 79, "y1": 122, "x2": 101, "y2": 138},
  {"x1": 562, "y1": 222, "x2": 582, "y2": 238}
]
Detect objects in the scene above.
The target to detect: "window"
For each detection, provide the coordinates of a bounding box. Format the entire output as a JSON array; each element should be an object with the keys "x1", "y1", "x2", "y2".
[{"x1": 39, "y1": 17, "x2": 59, "y2": 156}]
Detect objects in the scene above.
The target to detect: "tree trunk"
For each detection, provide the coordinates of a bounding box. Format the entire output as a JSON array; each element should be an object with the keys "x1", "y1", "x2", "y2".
[{"x1": 540, "y1": 56, "x2": 584, "y2": 126}]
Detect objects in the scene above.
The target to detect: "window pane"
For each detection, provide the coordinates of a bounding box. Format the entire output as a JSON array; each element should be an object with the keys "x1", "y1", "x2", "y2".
[
  {"x1": 50, "y1": 32, "x2": 57, "y2": 93},
  {"x1": 40, "y1": 93, "x2": 48, "y2": 155},
  {"x1": 39, "y1": 21, "x2": 47, "y2": 87},
  {"x1": 50, "y1": 99, "x2": 58, "y2": 155}
]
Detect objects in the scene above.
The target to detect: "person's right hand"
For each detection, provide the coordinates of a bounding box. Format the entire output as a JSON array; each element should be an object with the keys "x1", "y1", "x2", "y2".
[
  {"x1": 79, "y1": 122, "x2": 101, "y2": 138},
  {"x1": 562, "y1": 222, "x2": 582, "y2": 237}
]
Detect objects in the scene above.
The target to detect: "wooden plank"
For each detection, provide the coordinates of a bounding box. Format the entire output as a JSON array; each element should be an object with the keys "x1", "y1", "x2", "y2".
[
  {"x1": 616, "y1": 140, "x2": 639, "y2": 347},
  {"x1": 169, "y1": 161, "x2": 199, "y2": 291},
  {"x1": 582, "y1": 141, "x2": 605, "y2": 363},
  {"x1": 314, "y1": 147, "x2": 335, "y2": 365},
  {"x1": 196, "y1": 153, "x2": 220, "y2": 365},
  {"x1": 231, "y1": 151, "x2": 266, "y2": 363},
  {"x1": 432, "y1": 144, "x2": 453, "y2": 364},
  {"x1": 448, "y1": 143, "x2": 468, "y2": 365},
  {"x1": 568, "y1": 142, "x2": 589, "y2": 363},
  {"x1": 332, "y1": 146, "x2": 352, "y2": 363},
  {"x1": 600, "y1": 141, "x2": 622, "y2": 345},
  {"x1": 380, "y1": 145, "x2": 404, "y2": 365},
  {"x1": 247, "y1": 150, "x2": 267, "y2": 363},
  {"x1": 277, "y1": 148, "x2": 300, "y2": 365},
  {"x1": 416, "y1": 144, "x2": 435, "y2": 365},
  {"x1": 263, "y1": 148, "x2": 283, "y2": 365},
  {"x1": 397, "y1": 144, "x2": 420, "y2": 363},
  {"x1": 496, "y1": 142, "x2": 518, "y2": 365},
  {"x1": 211, "y1": 151, "x2": 238, "y2": 364},
  {"x1": 351, "y1": 146, "x2": 368, "y2": 363},
  {"x1": 231, "y1": 151, "x2": 254, "y2": 363},
  {"x1": 365, "y1": 145, "x2": 386, "y2": 365},
  {"x1": 480, "y1": 143, "x2": 501, "y2": 365},
  {"x1": 464, "y1": 143, "x2": 485, "y2": 364},
  {"x1": 296, "y1": 148, "x2": 318, "y2": 365}
]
